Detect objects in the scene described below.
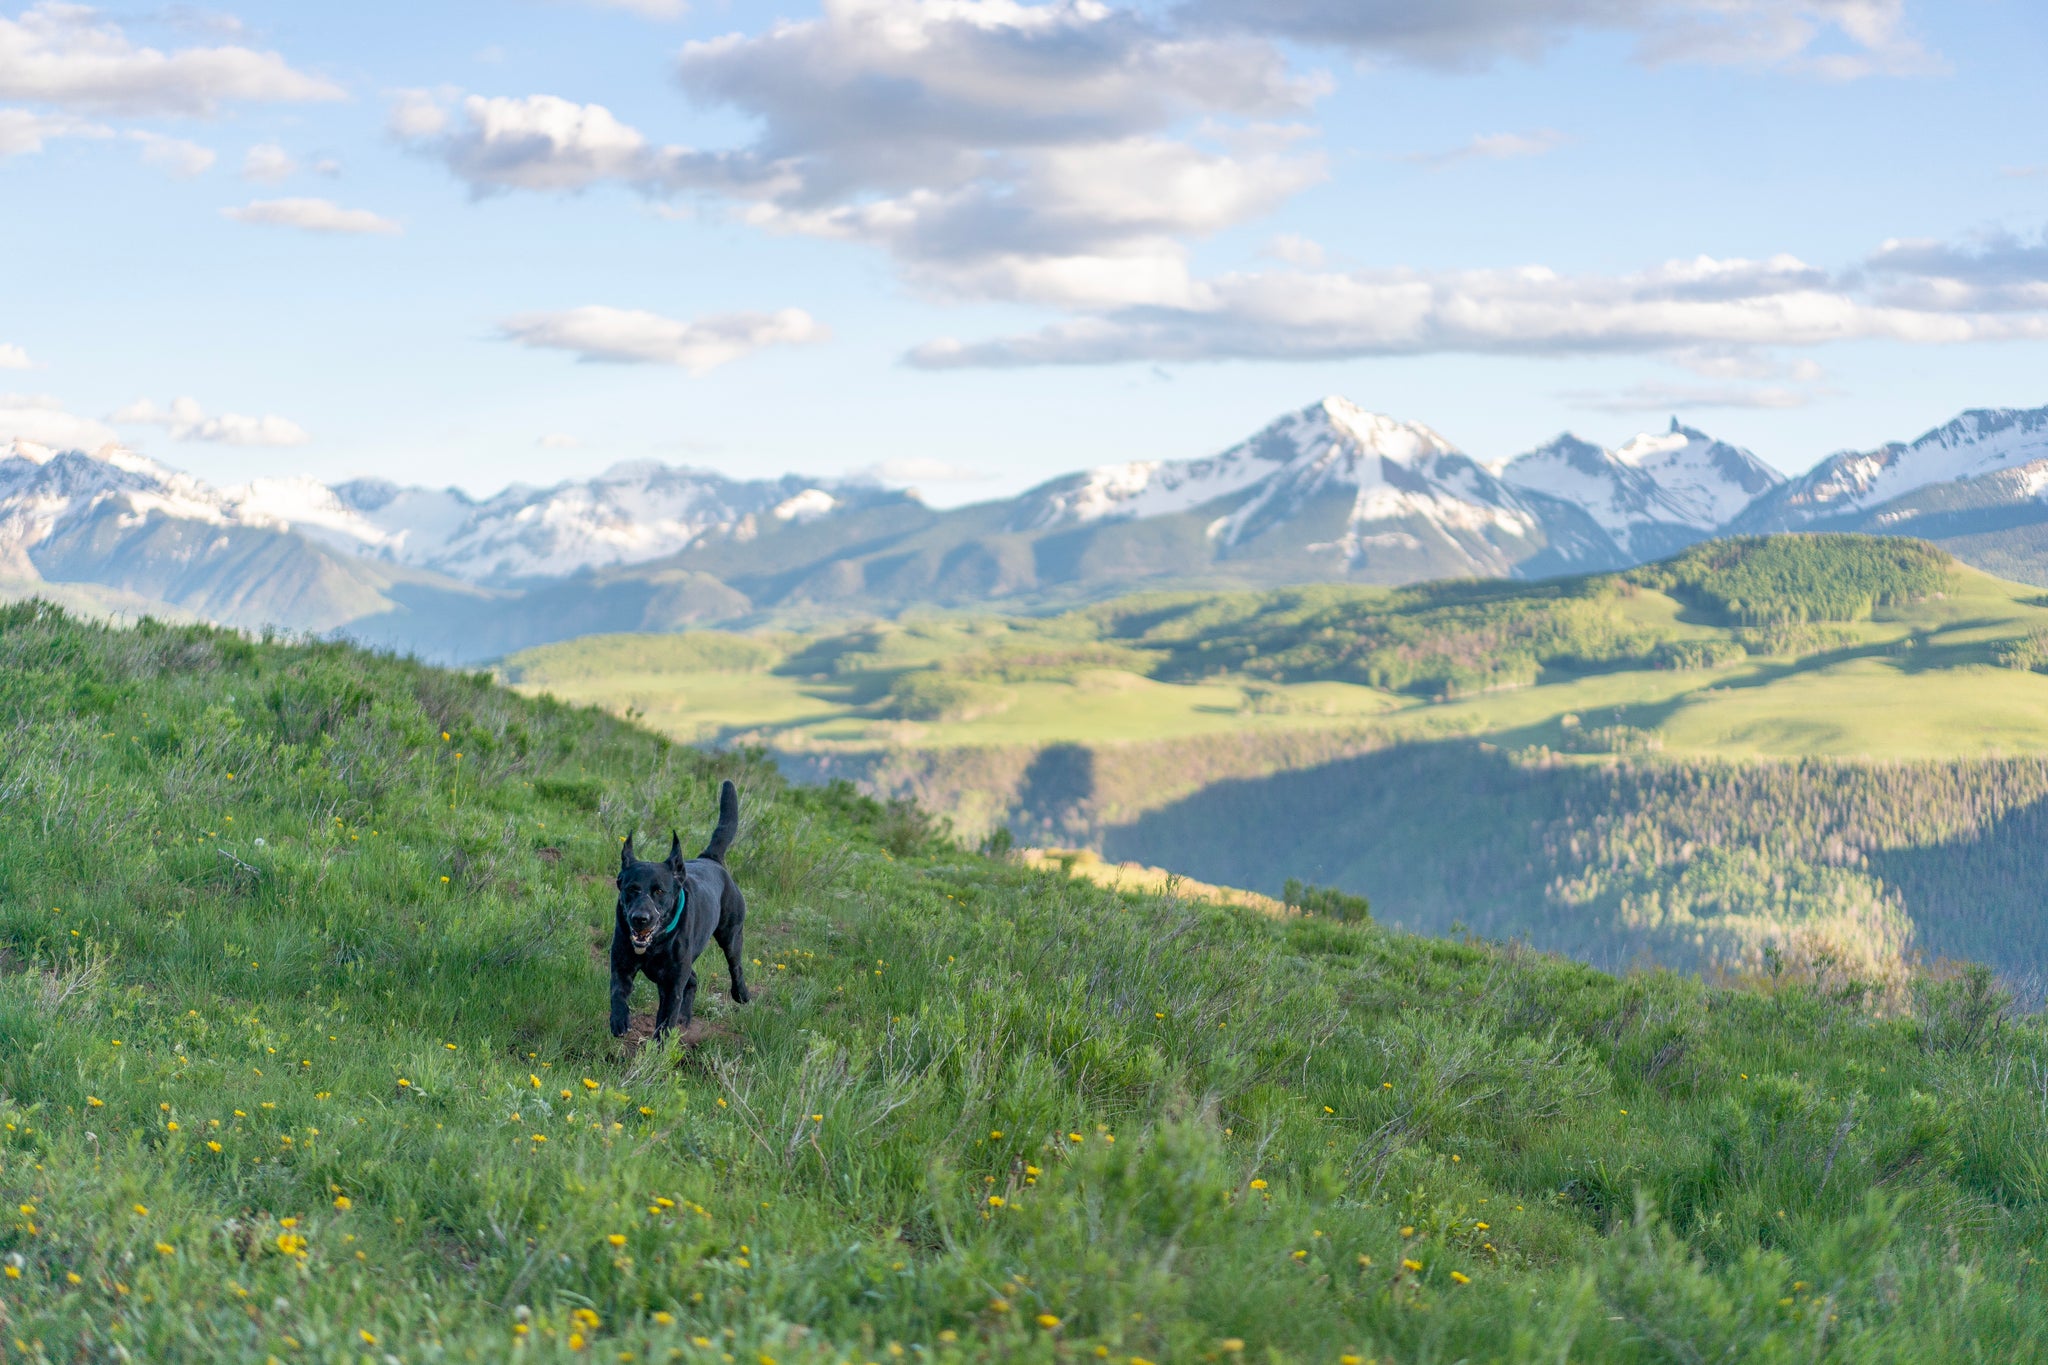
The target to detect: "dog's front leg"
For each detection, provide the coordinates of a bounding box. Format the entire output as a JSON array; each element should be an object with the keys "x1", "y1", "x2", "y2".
[
  {"x1": 653, "y1": 970, "x2": 698, "y2": 1036},
  {"x1": 610, "y1": 961, "x2": 636, "y2": 1037}
]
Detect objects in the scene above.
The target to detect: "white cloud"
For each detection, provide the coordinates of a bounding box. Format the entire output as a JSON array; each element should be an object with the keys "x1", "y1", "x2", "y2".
[
  {"x1": 1402, "y1": 129, "x2": 1568, "y2": 169},
  {"x1": 1863, "y1": 229, "x2": 2048, "y2": 313},
  {"x1": 0, "y1": 2, "x2": 344, "y2": 115},
  {"x1": 499, "y1": 306, "x2": 830, "y2": 373},
  {"x1": 0, "y1": 344, "x2": 30, "y2": 369},
  {"x1": 1, "y1": 392, "x2": 117, "y2": 450},
  {"x1": 401, "y1": 1, "x2": 1327, "y2": 309},
  {"x1": 0, "y1": 106, "x2": 105, "y2": 157},
  {"x1": 222, "y1": 197, "x2": 402, "y2": 236},
  {"x1": 241, "y1": 141, "x2": 295, "y2": 182},
  {"x1": 111, "y1": 396, "x2": 310, "y2": 446},
  {"x1": 906, "y1": 245, "x2": 2048, "y2": 368},
  {"x1": 1183, "y1": 0, "x2": 1941, "y2": 77},
  {"x1": 536, "y1": 432, "x2": 582, "y2": 449},
  {"x1": 391, "y1": 91, "x2": 723, "y2": 197},
  {"x1": 129, "y1": 130, "x2": 213, "y2": 177}
]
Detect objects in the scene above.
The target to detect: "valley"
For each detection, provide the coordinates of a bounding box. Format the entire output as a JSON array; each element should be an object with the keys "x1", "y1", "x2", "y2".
[{"x1": 503, "y1": 536, "x2": 2048, "y2": 990}]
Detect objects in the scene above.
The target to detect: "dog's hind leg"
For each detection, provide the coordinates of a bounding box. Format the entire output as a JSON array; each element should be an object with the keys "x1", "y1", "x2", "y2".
[{"x1": 714, "y1": 887, "x2": 751, "y2": 1005}]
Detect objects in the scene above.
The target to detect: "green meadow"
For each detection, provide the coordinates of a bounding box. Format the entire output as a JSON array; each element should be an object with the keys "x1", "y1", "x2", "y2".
[
  {"x1": 6, "y1": 599, "x2": 2048, "y2": 1362},
  {"x1": 502, "y1": 536, "x2": 2048, "y2": 762}
]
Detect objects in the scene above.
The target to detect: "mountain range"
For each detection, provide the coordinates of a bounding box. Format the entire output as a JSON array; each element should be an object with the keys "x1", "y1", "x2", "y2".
[{"x1": 5, "y1": 396, "x2": 2047, "y2": 662}]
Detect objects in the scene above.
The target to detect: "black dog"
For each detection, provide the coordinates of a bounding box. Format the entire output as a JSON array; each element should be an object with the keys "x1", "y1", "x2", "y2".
[{"x1": 610, "y1": 779, "x2": 751, "y2": 1038}]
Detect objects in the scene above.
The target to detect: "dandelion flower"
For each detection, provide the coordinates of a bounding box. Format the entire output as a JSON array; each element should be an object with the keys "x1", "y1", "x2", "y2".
[
  {"x1": 1399, "y1": 1226, "x2": 1414, "y2": 1238},
  {"x1": 1037, "y1": 1315, "x2": 1061, "y2": 1330},
  {"x1": 1450, "y1": 1270, "x2": 1471, "y2": 1284},
  {"x1": 1221, "y1": 1342, "x2": 1244, "y2": 1355},
  {"x1": 207, "y1": 1141, "x2": 223, "y2": 1153},
  {"x1": 582, "y1": 1078, "x2": 600, "y2": 1091},
  {"x1": 1402, "y1": 1259, "x2": 1423, "y2": 1272},
  {"x1": 640, "y1": 1106, "x2": 655, "y2": 1116},
  {"x1": 1291, "y1": 1250, "x2": 1307, "y2": 1261},
  {"x1": 608, "y1": 1234, "x2": 628, "y2": 1247},
  {"x1": 155, "y1": 1242, "x2": 174, "y2": 1256},
  {"x1": 132, "y1": 1204, "x2": 149, "y2": 1216},
  {"x1": 334, "y1": 1196, "x2": 352, "y2": 1210},
  {"x1": 87, "y1": 1096, "x2": 103, "y2": 1108},
  {"x1": 988, "y1": 1298, "x2": 1010, "y2": 1313},
  {"x1": 1249, "y1": 1179, "x2": 1267, "y2": 1191},
  {"x1": 987, "y1": 1196, "x2": 1005, "y2": 1208}
]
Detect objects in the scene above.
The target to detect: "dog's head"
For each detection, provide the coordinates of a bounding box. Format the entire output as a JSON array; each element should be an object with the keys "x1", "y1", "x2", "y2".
[{"x1": 616, "y1": 832, "x2": 685, "y2": 955}]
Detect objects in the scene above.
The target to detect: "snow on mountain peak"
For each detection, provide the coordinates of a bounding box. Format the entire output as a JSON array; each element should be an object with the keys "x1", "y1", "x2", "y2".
[{"x1": 1315, "y1": 396, "x2": 1459, "y2": 465}]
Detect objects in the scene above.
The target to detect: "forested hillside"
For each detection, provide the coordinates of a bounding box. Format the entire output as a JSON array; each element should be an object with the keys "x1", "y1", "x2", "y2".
[{"x1": 7, "y1": 602, "x2": 2048, "y2": 1361}]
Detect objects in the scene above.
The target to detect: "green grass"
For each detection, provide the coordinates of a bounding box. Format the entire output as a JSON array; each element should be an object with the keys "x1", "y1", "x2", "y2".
[
  {"x1": 7, "y1": 602, "x2": 2048, "y2": 1361},
  {"x1": 503, "y1": 537, "x2": 2048, "y2": 762}
]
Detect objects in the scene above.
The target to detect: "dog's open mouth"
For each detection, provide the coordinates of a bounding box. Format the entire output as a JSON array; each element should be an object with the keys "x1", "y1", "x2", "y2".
[{"x1": 629, "y1": 925, "x2": 657, "y2": 953}]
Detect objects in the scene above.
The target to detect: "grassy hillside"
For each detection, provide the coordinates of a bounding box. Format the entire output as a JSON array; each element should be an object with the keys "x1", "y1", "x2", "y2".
[
  {"x1": 8, "y1": 602, "x2": 2048, "y2": 1361},
  {"x1": 503, "y1": 536, "x2": 2048, "y2": 762}
]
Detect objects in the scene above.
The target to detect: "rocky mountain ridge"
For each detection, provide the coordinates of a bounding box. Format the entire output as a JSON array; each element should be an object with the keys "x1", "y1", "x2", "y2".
[{"x1": 6, "y1": 397, "x2": 2047, "y2": 660}]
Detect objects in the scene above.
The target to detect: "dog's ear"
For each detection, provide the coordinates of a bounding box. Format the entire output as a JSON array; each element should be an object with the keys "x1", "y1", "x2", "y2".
[
  {"x1": 667, "y1": 831, "x2": 684, "y2": 871},
  {"x1": 619, "y1": 833, "x2": 636, "y2": 873}
]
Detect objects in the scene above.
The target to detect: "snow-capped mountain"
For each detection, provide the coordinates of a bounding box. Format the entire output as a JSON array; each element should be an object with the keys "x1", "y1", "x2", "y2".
[
  {"x1": 1735, "y1": 406, "x2": 2048, "y2": 532},
  {"x1": 0, "y1": 439, "x2": 884, "y2": 590},
  {"x1": 1497, "y1": 421, "x2": 1783, "y2": 559},
  {"x1": 326, "y1": 464, "x2": 880, "y2": 584},
  {"x1": 1016, "y1": 397, "x2": 1613, "y2": 578},
  {"x1": 11, "y1": 396, "x2": 2048, "y2": 661}
]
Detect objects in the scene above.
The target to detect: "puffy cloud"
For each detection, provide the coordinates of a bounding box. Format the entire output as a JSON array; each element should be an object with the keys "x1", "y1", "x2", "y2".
[
  {"x1": 1402, "y1": 129, "x2": 1568, "y2": 169},
  {"x1": 1, "y1": 392, "x2": 117, "y2": 450},
  {"x1": 111, "y1": 396, "x2": 310, "y2": 446},
  {"x1": 498, "y1": 306, "x2": 830, "y2": 373},
  {"x1": 222, "y1": 197, "x2": 401, "y2": 235},
  {"x1": 673, "y1": 0, "x2": 1319, "y2": 196},
  {"x1": 0, "y1": 2, "x2": 344, "y2": 115},
  {"x1": 241, "y1": 141, "x2": 295, "y2": 182},
  {"x1": 129, "y1": 130, "x2": 214, "y2": 177},
  {"x1": 0, "y1": 106, "x2": 104, "y2": 157},
  {"x1": 390, "y1": 91, "x2": 739, "y2": 197},
  {"x1": 906, "y1": 246, "x2": 2048, "y2": 369},
  {"x1": 1181, "y1": 0, "x2": 1940, "y2": 77},
  {"x1": 401, "y1": 1, "x2": 1326, "y2": 308},
  {"x1": 0, "y1": 344, "x2": 30, "y2": 369},
  {"x1": 1863, "y1": 229, "x2": 2048, "y2": 313}
]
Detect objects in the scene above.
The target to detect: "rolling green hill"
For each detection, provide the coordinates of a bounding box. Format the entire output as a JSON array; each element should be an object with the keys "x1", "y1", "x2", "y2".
[
  {"x1": 7, "y1": 600, "x2": 2048, "y2": 1361},
  {"x1": 502, "y1": 536, "x2": 2048, "y2": 987}
]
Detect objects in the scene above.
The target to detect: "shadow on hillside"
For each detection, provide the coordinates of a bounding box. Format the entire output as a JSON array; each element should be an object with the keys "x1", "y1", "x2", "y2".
[{"x1": 1102, "y1": 741, "x2": 2048, "y2": 982}]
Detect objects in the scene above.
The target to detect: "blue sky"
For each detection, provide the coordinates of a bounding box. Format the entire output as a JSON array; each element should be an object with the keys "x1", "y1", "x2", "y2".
[{"x1": 1, "y1": 0, "x2": 2044, "y2": 503}]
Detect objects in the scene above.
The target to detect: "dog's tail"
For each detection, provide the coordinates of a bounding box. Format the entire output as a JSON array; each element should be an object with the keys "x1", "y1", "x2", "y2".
[{"x1": 698, "y1": 779, "x2": 740, "y2": 863}]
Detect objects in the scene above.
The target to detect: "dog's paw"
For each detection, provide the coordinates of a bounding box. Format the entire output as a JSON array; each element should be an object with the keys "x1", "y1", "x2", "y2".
[
  {"x1": 732, "y1": 985, "x2": 751, "y2": 1004},
  {"x1": 610, "y1": 1014, "x2": 630, "y2": 1038}
]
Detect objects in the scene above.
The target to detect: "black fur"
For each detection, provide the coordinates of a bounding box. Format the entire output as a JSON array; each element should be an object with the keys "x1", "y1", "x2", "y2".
[{"x1": 609, "y1": 780, "x2": 750, "y2": 1038}]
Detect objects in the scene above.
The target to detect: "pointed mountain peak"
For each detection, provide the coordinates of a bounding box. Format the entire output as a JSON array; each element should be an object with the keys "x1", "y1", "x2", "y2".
[{"x1": 1307, "y1": 396, "x2": 1459, "y2": 465}]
